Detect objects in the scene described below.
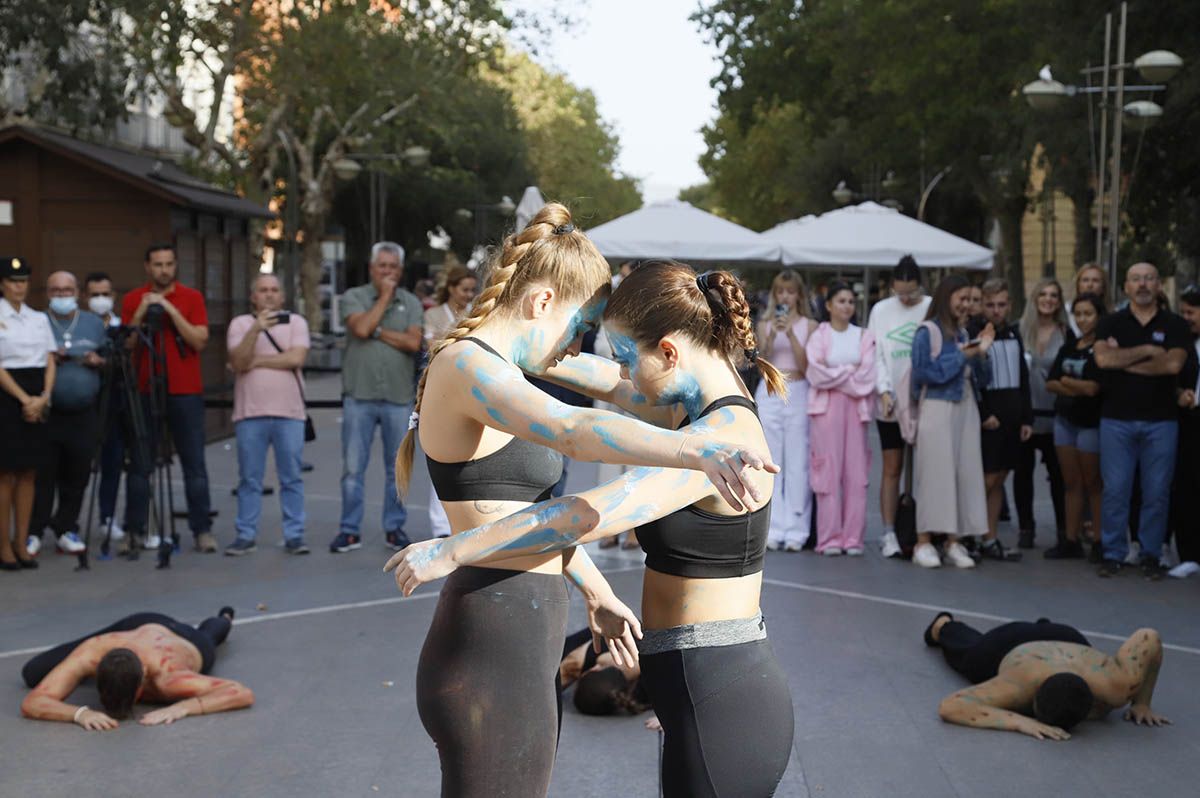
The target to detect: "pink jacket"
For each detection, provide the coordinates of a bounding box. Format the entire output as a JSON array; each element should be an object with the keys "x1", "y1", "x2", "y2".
[{"x1": 805, "y1": 323, "x2": 877, "y2": 421}]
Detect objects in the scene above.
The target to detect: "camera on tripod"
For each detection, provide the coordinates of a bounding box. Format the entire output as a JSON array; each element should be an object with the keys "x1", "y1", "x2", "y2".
[{"x1": 144, "y1": 302, "x2": 166, "y2": 331}]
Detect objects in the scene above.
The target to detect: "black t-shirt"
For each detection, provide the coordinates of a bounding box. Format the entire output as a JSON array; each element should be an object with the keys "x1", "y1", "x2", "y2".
[
  {"x1": 1048, "y1": 336, "x2": 1101, "y2": 428},
  {"x1": 1094, "y1": 307, "x2": 1192, "y2": 421}
]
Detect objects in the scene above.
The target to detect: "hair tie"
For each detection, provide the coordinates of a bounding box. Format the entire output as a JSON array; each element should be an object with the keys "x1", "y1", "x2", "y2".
[
  {"x1": 696, "y1": 271, "x2": 715, "y2": 294},
  {"x1": 745, "y1": 348, "x2": 759, "y2": 362},
  {"x1": 407, "y1": 410, "x2": 420, "y2": 431},
  {"x1": 552, "y1": 223, "x2": 575, "y2": 235}
]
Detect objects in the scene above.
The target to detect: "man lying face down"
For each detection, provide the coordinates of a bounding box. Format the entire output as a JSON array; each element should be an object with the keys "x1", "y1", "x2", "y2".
[
  {"x1": 926, "y1": 614, "x2": 1169, "y2": 740},
  {"x1": 20, "y1": 608, "x2": 252, "y2": 730}
]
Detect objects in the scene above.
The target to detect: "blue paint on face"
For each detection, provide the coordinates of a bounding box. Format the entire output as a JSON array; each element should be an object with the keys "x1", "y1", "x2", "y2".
[{"x1": 530, "y1": 422, "x2": 556, "y2": 441}]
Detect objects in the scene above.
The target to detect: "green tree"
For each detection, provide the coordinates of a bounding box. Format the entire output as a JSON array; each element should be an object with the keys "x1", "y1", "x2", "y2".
[{"x1": 484, "y1": 52, "x2": 641, "y2": 226}]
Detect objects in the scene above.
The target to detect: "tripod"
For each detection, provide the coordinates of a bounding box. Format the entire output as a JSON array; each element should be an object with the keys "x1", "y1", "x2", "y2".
[{"x1": 137, "y1": 323, "x2": 181, "y2": 569}]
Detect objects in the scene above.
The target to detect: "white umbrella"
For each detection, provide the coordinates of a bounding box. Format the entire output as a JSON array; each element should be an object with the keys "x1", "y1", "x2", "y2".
[
  {"x1": 586, "y1": 200, "x2": 781, "y2": 262},
  {"x1": 515, "y1": 186, "x2": 547, "y2": 231},
  {"x1": 763, "y1": 201, "x2": 993, "y2": 270}
]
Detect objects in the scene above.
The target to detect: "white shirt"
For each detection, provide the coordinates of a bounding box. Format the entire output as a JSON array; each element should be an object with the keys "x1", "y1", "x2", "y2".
[
  {"x1": 866, "y1": 294, "x2": 932, "y2": 399},
  {"x1": 828, "y1": 325, "x2": 863, "y2": 366},
  {"x1": 0, "y1": 301, "x2": 57, "y2": 368}
]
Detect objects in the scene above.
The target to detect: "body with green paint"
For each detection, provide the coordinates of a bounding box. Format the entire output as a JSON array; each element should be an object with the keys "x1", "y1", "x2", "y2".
[{"x1": 933, "y1": 617, "x2": 1170, "y2": 741}]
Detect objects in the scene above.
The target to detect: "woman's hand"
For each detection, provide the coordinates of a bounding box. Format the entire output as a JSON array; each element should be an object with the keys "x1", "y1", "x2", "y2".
[
  {"x1": 1017, "y1": 716, "x2": 1071, "y2": 741},
  {"x1": 586, "y1": 591, "x2": 643, "y2": 668},
  {"x1": 880, "y1": 392, "x2": 896, "y2": 419},
  {"x1": 981, "y1": 415, "x2": 1000, "y2": 431},
  {"x1": 681, "y1": 438, "x2": 779, "y2": 512},
  {"x1": 384, "y1": 539, "x2": 458, "y2": 596},
  {"x1": 977, "y1": 323, "x2": 996, "y2": 354},
  {"x1": 1124, "y1": 704, "x2": 1170, "y2": 727},
  {"x1": 1179, "y1": 389, "x2": 1196, "y2": 409},
  {"x1": 75, "y1": 708, "x2": 119, "y2": 731}
]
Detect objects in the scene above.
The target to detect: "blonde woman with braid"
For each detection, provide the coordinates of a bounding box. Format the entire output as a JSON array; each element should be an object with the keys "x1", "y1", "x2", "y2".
[
  {"x1": 390, "y1": 262, "x2": 796, "y2": 798},
  {"x1": 392, "y1": 208, "x2": 776, "y2": 798}
]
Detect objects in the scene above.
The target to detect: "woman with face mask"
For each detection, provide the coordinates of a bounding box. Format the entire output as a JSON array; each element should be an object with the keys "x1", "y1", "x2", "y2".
[
  {"x1": 389, "y1": 261, "x2": 793, "y2": 797},
  {"x1": 0, "y1": 257, "x2": 57, "y2": 570},
  {"x1": 391, "y1": 208, "x2": 777, "y2": 798}
]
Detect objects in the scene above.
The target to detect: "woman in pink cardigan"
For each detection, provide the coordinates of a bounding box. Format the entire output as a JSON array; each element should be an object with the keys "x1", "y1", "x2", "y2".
[{"x1": 805, "y1": 282, "x2": 877, "y2": 555}]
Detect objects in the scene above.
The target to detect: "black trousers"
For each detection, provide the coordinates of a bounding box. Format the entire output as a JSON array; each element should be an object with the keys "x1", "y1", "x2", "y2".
[
  {"x1": 1170, "y1": 410, "x2": 1200, "y2": 563},
  {"x1": 30, "y1": 406, "x2": 98, "y2": 540},
  {"x1": 21, "y1": 611, "x2": 231, "y2": 688},
  {"x1": 935, "y1": 619, "x2": 1091, "y2": 684},
  {"x1": 640, "y1": 638, "x2": 794, "y2": 798},
  {"x1": 417, "y1": 567, "x2": 569, "y2": 798},
  {"x1": 1015, "y1": 430, "x2": 1065, "y2": 534}
]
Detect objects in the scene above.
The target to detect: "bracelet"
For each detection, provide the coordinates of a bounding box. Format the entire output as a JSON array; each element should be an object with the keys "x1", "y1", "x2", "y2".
[
  {"x1": 193, "y1": 696, "x2": 205, "y2": 715},
  {"x1": 73, "y1": 705, "x2": 89, "y2": 724}
]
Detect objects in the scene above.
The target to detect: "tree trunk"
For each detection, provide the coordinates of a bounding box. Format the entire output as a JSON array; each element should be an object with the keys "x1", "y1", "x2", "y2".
[
  {"x1": 299, "y1": 214, "x2": 326, "y2": 332},
  {"x1": 995, "y1": 206, "x2": 1027, "y2": 315}
]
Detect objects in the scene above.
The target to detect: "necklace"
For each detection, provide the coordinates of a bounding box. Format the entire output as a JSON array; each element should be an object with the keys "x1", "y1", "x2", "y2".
[{"x1": 49, "y1": 311, "x2": 80, "y2": 349}]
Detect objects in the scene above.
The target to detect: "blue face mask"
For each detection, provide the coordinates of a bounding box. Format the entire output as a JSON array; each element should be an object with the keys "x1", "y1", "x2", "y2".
[{"x1": 50, "y1": 296, "x2": 78, "y2": 316}]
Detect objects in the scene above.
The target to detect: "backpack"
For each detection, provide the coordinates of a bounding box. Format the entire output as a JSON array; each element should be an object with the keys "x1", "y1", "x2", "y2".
[{"x1": 896, "y1": 320, "x2": 943, "y2": 446}]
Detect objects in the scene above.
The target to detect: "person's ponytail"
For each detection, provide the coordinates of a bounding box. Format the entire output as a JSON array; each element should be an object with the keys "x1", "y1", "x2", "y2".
[{"x1": 703, "y1": 271, "x2": 790, "y2": 398}]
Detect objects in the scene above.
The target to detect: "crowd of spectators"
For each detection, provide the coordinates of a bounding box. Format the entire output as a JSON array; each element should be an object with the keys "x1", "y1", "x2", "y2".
[{"x1": 1, "y1": 245, "x2": 1197, "y2": 585}]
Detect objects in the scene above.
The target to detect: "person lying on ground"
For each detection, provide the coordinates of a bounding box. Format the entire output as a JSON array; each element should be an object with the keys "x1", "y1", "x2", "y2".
[
  {"x1": 927, "y1": 613, "x2": 1168, "y2": 741},
  {"x1": 560, "y1": 627, "x2": 649, "y2": 717},
  {"x1": 20, "y1": 607, "x2": 252, "y2": 730}
]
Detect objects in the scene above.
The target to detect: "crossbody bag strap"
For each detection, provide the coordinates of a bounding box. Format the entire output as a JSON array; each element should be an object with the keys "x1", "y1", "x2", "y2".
[{"x1": 261, "y1": 328, "x2": 307, "y2": 404}]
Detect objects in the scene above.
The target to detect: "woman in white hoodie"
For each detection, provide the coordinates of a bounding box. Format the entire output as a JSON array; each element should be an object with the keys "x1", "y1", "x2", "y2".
[{"x1": 865, "y1": 255, "x2": 930, "y2": 556}]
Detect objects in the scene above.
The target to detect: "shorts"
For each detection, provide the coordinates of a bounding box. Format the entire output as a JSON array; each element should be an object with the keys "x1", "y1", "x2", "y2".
[
  {"x1": 875, "y1": 419, "x2": 904, "y2": 451},
  {"x1": 1053, "y1": 416, "x2": 1099, "y2": 454}
]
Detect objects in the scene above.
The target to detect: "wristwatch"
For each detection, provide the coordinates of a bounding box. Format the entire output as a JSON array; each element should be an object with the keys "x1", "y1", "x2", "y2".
[{"x1": 371, "y1": 326, "x2": 383, "y2": 340}]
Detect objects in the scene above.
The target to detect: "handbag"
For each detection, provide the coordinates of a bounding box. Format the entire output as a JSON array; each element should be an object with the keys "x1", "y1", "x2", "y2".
[
  {"x1": 895, "y1": 444, "x2": 917, "y2": 559},
  {"x1": 262, "y1": 327, "x2": 316, "y2": 443}
]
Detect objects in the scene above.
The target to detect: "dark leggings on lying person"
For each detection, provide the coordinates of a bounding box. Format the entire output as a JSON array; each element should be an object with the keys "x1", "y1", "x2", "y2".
[
  {"x1": 416, "y1": 566, "x2": 569, "y2": 798},
  {"x1": 21, "y1": 611, "x2": 232, "y2": 688},
  {"x1": 639, "y1": 637, "x2": 794, "y2": 798},
  {"x1": 936, "y1": 619, "x2": 1091, "y2": 684}
]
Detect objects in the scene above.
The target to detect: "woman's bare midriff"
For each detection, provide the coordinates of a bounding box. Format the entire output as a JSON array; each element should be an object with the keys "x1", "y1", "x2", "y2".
[
  {"x1": 641, "y1": 569, "x2": 763, "y2": 629},
  {"x1": 444, "y1": 500, "x2": 564, "y2": 574}
]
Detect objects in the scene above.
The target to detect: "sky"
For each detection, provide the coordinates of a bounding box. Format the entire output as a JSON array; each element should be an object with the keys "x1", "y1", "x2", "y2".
[{"x1": 523, "y1": 0, "x2": 722, "y2": 204}]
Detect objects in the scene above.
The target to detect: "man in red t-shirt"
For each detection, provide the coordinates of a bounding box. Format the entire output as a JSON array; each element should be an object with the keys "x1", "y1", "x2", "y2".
[{"x1": 120, "y1": 244, "x2": 216, "y2": 553}]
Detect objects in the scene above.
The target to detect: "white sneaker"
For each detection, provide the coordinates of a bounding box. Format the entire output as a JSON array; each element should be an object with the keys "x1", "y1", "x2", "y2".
[
  {"x1": 880, "y1": 531, "x2": 902, "y2": 559},
  {"x1": 1168, "y1": 561, "x2": 1200, "y2": 579},
  {"x1": 822, "y1": 547, "x2": 844, "y2": 557},
  {"x1": 1123, "y1": 541, "x2": 1141, "y2": 566},
  {"x1": 766, "y1": 540, "x2": 784, "y2": 551},
  {"x1": 945, "y1": 542, "x2": 977, "y2": 569},
  {"x1": 845, "y1": 547, "x2": 864, "y2": 557},
  {"x1": 56, "y1": 531, "x2": 86, "y2": 554},
  {"x1": 1159, "y1": 548, "x2": 1179, "y2": 568},
  {"x1": 144, "y1": 534, "x2": 162, "y2": 550},
  {"x1": 784, "y1": 541, "x2": 805, "y2": 552},
  {"x1": 913, "y1": 543, "x2": 941, "y2": 568},
  {"x1": 26, "y1": 536, "x2": 41, "y2": 557},
  {"x1": 102, "y1": 518, "x2": 125, "y2": 541}
]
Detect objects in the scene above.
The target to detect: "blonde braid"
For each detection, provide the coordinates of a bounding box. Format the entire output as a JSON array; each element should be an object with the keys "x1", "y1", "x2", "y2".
[
  {"x1": 709, "y1": 271, "x2": 789, "y2": 398},
  {"x1": 394, "y1": 207, "x2": 569, "y2": 494}
]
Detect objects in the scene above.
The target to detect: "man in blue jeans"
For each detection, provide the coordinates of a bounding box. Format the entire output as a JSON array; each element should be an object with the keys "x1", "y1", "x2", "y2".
[
  {"x1": 332, "y1": 242, "x2": 424, "y2": 553},
  {"x1": 1094, "y1": 262, "x2": 1191, "y2": 580},
  {"x1": 225, "y1": 274, "x2": 310, "y2": 555},
  {"x1": 121, "y1": 244, "x2": 215, "y2": 553}
]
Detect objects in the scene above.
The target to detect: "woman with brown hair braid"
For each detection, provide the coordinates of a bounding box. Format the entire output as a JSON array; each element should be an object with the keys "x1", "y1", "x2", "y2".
[
  {"x1": 392, "y1": 209, "x2": 776, "y2": 798},
  {"x1": 390, "y1": 261, "x2": 796, "y2": 797}
]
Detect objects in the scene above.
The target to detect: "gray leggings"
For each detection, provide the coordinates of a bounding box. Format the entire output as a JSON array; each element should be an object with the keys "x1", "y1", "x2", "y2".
[{"x1": 416, "y1": 566, "x2": 569, "y2": 798}]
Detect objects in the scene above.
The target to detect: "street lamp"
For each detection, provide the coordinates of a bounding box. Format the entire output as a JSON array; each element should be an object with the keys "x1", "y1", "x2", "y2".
[
  {"x1": 1021, "y1": 2, "x2": 1182, "y2": 295},
  {"x1": 333, "y1": 147, "x2": 431, "y2": 244}
]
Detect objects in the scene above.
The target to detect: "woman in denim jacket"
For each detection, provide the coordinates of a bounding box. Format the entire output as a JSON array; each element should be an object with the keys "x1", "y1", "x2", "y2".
[{"x1": 910, "y1": 275, "x2": 995, "y2": 569}]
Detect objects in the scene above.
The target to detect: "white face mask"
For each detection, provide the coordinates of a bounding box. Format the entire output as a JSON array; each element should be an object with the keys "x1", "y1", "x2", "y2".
[
  {"x1": 88, "y1": 296, "x2": 114, "y2": 316},
  {"x1": 50, "y1": 296, "x2": 78, "y2": 315}
]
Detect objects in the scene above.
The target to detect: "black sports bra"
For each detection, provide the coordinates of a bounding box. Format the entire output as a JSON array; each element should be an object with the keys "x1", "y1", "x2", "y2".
[
  {"x1": 425, "y1": 338, "x2": 563, "y2": 503},
  {"x1": 637, "y1": 396, "x2": 772, "y2": 579}
]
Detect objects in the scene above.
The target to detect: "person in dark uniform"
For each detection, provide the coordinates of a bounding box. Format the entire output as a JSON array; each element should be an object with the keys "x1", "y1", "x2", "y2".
[{"x1": 0, "y1": 257, "x2": 57, "y2": 570}]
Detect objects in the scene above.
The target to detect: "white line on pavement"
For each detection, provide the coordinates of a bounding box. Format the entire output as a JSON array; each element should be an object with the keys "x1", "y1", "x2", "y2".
[
  {"x1": 761, "y1": 577, "x2": 1200, "y2": 656},
  {"x1": 0, "y1": 565, "x2": 646, "y2": 660}
]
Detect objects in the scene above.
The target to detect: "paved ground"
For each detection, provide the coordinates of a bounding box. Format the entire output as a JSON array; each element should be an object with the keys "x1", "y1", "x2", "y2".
[{"x1": 2, "y1": 374, "x2": 1198, "y2": 797}]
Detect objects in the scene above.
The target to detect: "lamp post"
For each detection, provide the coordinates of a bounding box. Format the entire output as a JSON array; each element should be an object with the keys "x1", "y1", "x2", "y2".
[
  {"x1": 1021, "y1": 2, "x2": 1181, "y2": 300},
  {"x1": 455, "y1": 195, "x2": 517, "y2": 253},
  {"x1": 332, "y1": 146, "x2": 432, "y2": 245}
]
